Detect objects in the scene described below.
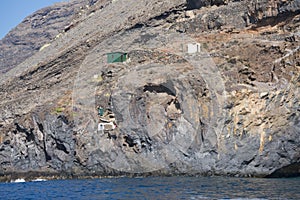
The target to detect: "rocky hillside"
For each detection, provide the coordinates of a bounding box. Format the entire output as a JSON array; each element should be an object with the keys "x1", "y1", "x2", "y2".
[
  {"x1": 0, "y1": 0, "x2": 103, "y2": 74},
  {"x1": 0, "y1": 0, "x2": 299, "y2": 181}
]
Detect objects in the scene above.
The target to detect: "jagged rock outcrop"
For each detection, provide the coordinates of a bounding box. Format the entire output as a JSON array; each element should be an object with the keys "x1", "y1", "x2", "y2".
[
  {"x1": 0, "y1": 0, "x2": 299, "y2": 181},
  {"x1": 187, "y1": 0, "x2": 228, "y2": 10},
  {"x1": 248, "y1": 0, "x2": 300, "y2": 21}
]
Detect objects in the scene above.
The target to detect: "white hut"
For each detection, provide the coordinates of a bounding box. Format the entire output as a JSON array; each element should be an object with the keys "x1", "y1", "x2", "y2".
[{"x1": 187, "y1": 43, "x2": 201, "y2": 54}]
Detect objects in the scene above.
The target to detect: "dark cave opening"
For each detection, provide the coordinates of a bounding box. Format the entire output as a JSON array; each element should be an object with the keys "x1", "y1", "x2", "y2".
[
  {"x1": 266, "y1": 163, "x2": 300, "y2": 178},
  {"x1": 143, "y1": 83, "x2": 176, "y2": 96}
]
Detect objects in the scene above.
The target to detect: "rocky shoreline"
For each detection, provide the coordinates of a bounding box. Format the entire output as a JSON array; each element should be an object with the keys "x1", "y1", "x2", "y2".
[{"x1": 3, "y1": 164, "x2": 300, "y2": 183}]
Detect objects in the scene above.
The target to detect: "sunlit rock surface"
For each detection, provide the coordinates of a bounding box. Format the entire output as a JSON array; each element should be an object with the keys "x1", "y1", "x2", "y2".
[{"x1": 0, "y1": 0, "x2": 299, "y2": 181}]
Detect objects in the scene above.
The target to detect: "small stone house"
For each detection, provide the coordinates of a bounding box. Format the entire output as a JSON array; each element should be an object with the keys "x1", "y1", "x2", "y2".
[
  {"x1": 98, "y1": 122, "x2": 116, "y2": 131},
  {"x1": 107, "y1": 52, "x2": 127, "y2": 63}
]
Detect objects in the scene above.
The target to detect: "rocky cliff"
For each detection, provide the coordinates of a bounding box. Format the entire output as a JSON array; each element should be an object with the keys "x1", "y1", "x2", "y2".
[{"x1": 0, "y1": 0, "x2": 299, "y2": 181}]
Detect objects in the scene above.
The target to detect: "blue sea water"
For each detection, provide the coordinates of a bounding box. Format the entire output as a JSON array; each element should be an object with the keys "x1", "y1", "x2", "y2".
[{"x1": 0, "y1": 176, "x2": 299, "y2": 200}]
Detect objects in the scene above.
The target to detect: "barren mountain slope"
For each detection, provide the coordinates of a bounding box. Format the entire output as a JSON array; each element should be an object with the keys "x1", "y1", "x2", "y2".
[
  {"x1": 0, "y1": 0, "x2": 299, "y2": 181},
  {"x1": 0, "y1": 0, "x2": 105, "y2": 74}
]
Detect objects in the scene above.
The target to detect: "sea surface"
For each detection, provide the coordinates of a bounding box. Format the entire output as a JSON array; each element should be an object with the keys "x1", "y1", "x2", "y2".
[{"x1": 1, "y1": 176, "x2": 299, "y2": 199}]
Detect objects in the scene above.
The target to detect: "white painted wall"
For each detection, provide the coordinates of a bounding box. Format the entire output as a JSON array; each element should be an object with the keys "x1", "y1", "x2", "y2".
[{"x1": 187, "y1": 43, "x2": 201, "y2": 54}]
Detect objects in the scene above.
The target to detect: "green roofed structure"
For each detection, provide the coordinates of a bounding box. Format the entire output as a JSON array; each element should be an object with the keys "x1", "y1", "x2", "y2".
[{"x1": 107, "y1": 52, "x2": 127, "y2": 63}]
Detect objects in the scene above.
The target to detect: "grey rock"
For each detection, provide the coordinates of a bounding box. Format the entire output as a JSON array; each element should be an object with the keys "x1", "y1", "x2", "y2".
[{"x1": 0, "y1": 0, "x2": 299, "y2": 181}]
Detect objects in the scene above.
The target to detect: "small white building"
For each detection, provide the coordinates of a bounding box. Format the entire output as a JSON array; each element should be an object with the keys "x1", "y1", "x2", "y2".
[
  {"x1": 98, "y1": 122, "x2": 116, "y2": 131},
  {"x1": 187, "y1": 43, "x2": 201, "y2": 54}
]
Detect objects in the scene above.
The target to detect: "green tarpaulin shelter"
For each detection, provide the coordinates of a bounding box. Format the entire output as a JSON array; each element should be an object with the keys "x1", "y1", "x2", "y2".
[{"x1": 107, "y1": 52, "x2": 127, "y2": 63}]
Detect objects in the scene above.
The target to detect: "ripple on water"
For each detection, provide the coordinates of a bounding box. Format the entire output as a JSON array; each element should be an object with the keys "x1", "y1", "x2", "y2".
[{"x1": 1, "y1": 177, "x2": 299, "y2": 200}]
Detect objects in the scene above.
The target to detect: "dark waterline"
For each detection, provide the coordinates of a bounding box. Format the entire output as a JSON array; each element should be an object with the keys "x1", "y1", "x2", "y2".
[{"x1": 1, "y1": 176, "x2": 299, "y2": 199}]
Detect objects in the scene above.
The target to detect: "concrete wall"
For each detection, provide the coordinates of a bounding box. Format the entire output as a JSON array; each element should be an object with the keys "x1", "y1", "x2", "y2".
[{"x1": 187, "y1": 43, "x2": 201, "y2": 53}]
